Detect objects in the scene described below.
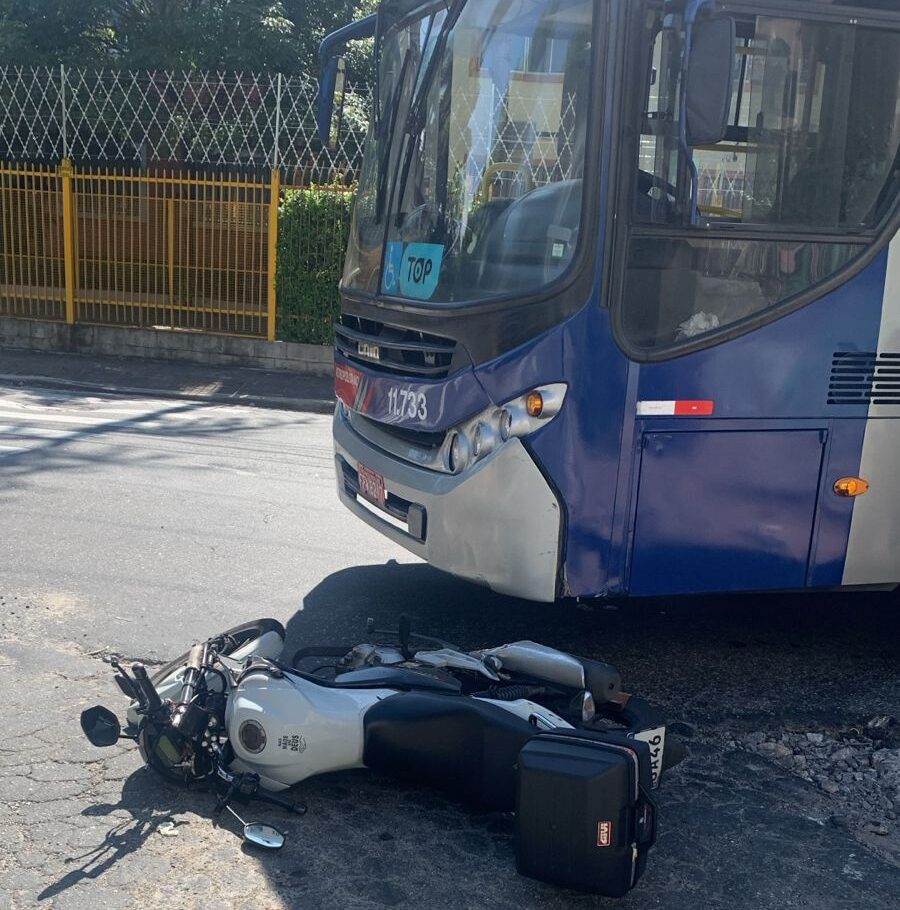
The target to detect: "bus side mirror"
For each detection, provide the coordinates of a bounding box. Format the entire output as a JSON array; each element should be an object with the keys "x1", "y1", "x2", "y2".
[
  {"x1": 317, "y1": 14, "x2": 378, "y2": 147},
  {"x1": 684, "y1": 16, "x2": 736, "y2": 146},
  {"x1": 320, "y1": 56, "x2": 348, "y2": 151}
]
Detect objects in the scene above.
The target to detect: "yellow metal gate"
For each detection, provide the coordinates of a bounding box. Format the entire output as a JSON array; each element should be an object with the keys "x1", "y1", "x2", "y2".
[
  {"x1": 0, "y1": 161, "x2": 278, "y2": 340},
  {"x1": 0, "y1": 163, "x2": 66, "y2": 322}
]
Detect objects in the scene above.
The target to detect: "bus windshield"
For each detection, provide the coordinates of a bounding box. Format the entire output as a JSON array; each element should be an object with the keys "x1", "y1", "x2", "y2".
[{"x1": 342, "y1": 0, "x2": 596, "y2": 304}]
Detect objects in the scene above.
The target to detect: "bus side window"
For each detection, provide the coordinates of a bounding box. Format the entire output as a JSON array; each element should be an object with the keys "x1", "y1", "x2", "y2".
[{"x1": 623, "y1": 10, "x2": 900, "y2": 353}]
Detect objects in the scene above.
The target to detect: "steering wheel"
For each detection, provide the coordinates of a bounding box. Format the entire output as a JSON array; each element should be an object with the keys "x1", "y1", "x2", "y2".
[
  {"x1": 636, "y1": 169, "x2": 678, "y2": 222},
  {"x1": 399, "y1": 202, "x2": 472, "y2": 256},
  {"x1": 637, "y1": 169, "x2": 677, "y2": 201}
]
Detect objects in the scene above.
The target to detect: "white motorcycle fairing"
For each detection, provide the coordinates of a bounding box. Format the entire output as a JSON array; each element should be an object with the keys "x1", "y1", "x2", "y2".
[{"x1": 227, "y1": 670, "x2": 393, "y2": 791}]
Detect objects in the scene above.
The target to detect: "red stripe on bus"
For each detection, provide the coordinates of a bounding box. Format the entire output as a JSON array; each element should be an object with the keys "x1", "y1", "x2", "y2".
[{"x1": 673, "y1": 400, "x2": 714, "y2": 416}]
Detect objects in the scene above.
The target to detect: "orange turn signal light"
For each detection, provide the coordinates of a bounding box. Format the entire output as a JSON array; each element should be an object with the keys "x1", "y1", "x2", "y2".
[
  {"x1": 525, "y1": 391, "x2": 544, "y2": 418},
  {"x1": 834, "y1": 477, "x2": 869, "y2": 497}
]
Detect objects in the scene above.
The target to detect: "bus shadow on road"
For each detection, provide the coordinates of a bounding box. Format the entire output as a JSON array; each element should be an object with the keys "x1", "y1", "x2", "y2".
[
  {"x1": 288, "y1": 560, "x2": 899, "y2": 728},
  {"x1": 279, "y1": 561, "x2": 900, "y2": 908}
]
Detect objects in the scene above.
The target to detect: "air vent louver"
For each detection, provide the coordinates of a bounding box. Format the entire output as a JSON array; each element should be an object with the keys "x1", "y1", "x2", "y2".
[
  {"x1": 828, "y1": 352, "x2": 900, "y2": 405},
  {"x1": 334, "y1": 316, "x2": 460, "y2": 379}
]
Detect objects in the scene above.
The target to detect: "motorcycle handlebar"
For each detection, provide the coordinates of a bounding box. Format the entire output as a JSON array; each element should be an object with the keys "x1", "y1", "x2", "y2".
[{"x1": 131, "y1": 663, "x2": 163, "y2": 713}]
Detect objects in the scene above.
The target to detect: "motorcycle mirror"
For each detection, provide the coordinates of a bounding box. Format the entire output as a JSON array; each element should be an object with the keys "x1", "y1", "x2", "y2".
[
  {"x1": 80, "y1": 705, "x2": 121, "y2": 747},
  {"x1": 243, "y1": 823, "x2": 285, "y2": 850}
]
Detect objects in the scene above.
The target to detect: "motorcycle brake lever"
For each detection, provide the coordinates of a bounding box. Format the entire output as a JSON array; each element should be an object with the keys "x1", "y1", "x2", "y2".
[
  {"x1": 215, "y1": 765, "x2": 307, "y2": 817},
  {"x1": 108, "y1": 657, "x2": 140, "y2": 702},
  {"x1": 214, "y1": 781, "x2": 238, "y2": 816}
]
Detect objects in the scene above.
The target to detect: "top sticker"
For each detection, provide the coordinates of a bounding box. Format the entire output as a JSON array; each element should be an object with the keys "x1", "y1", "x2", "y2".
[{"x1": 399, "y1": 243, "x2": 444, "y2": 300}]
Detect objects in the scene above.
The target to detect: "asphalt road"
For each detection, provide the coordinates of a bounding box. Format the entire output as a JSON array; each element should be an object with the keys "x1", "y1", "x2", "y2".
[{"x1": 0, "y1": 383, "x2": 897, "y2": 910}]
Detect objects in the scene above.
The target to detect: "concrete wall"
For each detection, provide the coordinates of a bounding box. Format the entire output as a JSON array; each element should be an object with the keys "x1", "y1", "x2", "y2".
[{"x1": 0, "y1": 317, "x2": 333, "y2": 377}]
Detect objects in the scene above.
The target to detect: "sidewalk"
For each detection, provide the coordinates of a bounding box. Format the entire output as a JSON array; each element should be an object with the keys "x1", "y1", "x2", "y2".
[{"x1": 0, "y1": 347, "x2": 335, "y2": 413}]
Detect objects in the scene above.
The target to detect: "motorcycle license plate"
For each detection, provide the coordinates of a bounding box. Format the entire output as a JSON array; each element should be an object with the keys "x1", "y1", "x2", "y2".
[
  {"x1": 357, "y1": 463, "x2": 386, "y2": 507},
  {"x1": 632, "y1": 725, "x2": 666, "y2": 788}
]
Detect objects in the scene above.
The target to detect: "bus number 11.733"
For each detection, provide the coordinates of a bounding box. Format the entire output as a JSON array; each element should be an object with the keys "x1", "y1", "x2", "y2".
[{"x1": 387, "y1": 387, "x2": 428, "y2": 421}]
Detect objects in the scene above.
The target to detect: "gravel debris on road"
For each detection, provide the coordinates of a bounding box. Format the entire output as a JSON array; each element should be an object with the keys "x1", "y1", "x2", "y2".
[{"x1": 731, "y1": 720, "x2": 899, "y2": 857}]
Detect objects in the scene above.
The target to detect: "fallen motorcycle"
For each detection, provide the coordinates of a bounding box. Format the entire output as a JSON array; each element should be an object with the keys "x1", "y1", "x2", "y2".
[{"x1": 81, "y1": 617, "x2": 682, "y2": 897}]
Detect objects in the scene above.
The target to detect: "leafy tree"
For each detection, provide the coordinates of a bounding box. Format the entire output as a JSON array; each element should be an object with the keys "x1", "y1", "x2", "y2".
[
  {"x1": 0, "y1": 0, "x2": 376, "y2": 76},
  {"x1": 116, "y1": 1, "x2": 298, "y2": 73},
  {"x1": 0, "y1": 0, "x2": 117, "y2": 66},
  {"x1": 281, "y1": 0, "x2": 375, "y2": 76}
]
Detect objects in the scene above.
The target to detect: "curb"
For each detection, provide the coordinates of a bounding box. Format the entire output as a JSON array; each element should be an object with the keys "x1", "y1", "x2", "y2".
[
  {"x1": 0, "y1": 316, "x2": 334, "y2": 378},
  {"x1": 0, "y1": 372, "x2": 336, "y2": 415}
]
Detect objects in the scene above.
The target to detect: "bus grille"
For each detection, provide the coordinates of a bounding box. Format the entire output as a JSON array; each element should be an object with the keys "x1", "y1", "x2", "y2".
[
  {"x1": 335, "y1": 315, "x2": 458, "y2": 379},
  {"x1": 828, "y1": 352, "x2": 900, "y2": 405}
]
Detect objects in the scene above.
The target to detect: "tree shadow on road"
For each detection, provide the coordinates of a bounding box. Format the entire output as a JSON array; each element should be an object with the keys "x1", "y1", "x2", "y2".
[{"x1": 0, "y1": 398, "x2": 315, "y2": 493}]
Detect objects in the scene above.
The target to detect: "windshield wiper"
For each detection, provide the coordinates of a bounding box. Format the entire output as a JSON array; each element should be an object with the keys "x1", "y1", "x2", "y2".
[
  {"x1": 375, "y1": 49, "x2": 414, "y2": 223},
  {"x1": 375, "y1": 3, "x2": 452, "y2": 224},
  {"x1": 405, "y1": 0, "x2": 467, "y2": 140},
  {"x1": 391, "y1": 0, "x2": 468, "y2": 227}
]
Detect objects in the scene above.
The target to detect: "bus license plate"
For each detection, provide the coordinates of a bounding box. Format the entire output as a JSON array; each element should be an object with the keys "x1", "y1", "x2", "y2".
[{"x1": 357, "y1": 463, "x2": 386, "y2": 507}]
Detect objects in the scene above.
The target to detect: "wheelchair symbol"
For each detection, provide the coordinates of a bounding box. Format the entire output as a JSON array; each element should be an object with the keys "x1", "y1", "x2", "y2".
[
  {"x1": 383, "y1": 259, "x2": 397, "y2": 291},
  {"x1": 383, "y1": 242, "x2": 403, "y2": 294}
]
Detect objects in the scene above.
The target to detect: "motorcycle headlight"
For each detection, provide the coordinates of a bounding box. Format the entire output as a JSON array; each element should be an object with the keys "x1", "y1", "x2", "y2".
[{"x1": 154, "y1": 729, "x2": 183, "y2": 767}]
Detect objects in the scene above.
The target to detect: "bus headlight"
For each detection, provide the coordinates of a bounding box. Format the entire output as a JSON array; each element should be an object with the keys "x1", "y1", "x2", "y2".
[
  {"x1": 472, "y1": 421, "x2": 498, "y2": 460},
  {"x1": 447, "y1": 431, "x2": 470, "y2": 474},
  {"x1": 445, "y1": 384, "x2": 567, "y2": 473}
]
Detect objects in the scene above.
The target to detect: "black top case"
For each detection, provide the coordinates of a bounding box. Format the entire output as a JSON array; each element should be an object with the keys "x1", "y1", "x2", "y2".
[{"x1": 515, "y1": 729, "x2": 658, "y2": 897}]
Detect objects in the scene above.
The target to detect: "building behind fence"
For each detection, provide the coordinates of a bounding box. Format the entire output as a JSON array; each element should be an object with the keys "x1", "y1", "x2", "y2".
[{"x1": 0, "y1": 66, "x2": 370, "y2": 342}]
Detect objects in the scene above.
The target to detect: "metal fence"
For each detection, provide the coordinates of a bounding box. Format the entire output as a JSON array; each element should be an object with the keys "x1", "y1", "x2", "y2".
[
  {"x1": 0, "y1": 66, "x2": 371, "y2": 185},
  {"x1": 1, "y1": 160, "x2": 279, "y2": 338},
  {"x1": 0, "y1": 66, "x2": 371, "y2": 340}
]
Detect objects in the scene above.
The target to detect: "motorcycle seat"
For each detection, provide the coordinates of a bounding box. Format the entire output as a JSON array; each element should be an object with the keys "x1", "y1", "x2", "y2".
[{"x1": 331, "y1": 666, "x2": 462, "y2": 694}]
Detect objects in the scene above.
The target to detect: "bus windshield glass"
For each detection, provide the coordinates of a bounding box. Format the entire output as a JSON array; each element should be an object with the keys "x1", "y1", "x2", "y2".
[{"x1": 342, "y1": 0, "x2": 596, "y2": 304}]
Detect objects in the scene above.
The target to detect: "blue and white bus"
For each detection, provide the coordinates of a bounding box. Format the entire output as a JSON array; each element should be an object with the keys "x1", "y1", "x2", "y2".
[{"x1": 319, "y1": 0, "x2": 900, "y2": 602}]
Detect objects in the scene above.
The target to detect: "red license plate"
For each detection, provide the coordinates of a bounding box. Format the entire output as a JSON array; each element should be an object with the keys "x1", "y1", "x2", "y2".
[{"x1": 357, "y1": 463, "x2": 386, "y2": 507}]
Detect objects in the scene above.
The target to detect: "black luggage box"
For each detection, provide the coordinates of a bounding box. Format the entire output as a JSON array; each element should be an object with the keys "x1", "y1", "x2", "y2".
[{"x1": 515, "y1": 729, "x2": 657, "y2": 896}]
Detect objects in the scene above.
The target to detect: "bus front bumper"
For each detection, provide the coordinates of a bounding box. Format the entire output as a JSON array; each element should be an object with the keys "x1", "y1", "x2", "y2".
[{"x1": 333, "y1": 406, "x2": 562, "y2": 602}]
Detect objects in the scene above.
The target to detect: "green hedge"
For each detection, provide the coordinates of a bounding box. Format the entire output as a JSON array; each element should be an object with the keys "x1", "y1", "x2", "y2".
[{"x1": 276, "y1": 186, "x2": 354, "y2": 344}]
